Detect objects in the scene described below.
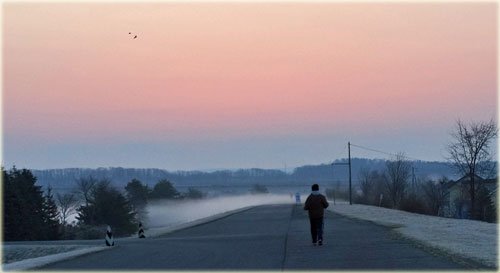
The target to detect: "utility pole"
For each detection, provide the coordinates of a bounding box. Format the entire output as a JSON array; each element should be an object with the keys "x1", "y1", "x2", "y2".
[
  {"x1": 331, "y1": 141, "x2": 353, "y2": 205},
  {"x1": 348, "y1": 141, "x2": 352, "y2": 205},
  {"x1": 412, "y1": 167, "x2": 416, "y2": 193}
]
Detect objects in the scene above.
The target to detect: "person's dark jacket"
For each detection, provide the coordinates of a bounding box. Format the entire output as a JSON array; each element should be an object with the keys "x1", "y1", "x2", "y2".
[{"x1": 304, "y1": 192, "x2": 329, "y2": 219}]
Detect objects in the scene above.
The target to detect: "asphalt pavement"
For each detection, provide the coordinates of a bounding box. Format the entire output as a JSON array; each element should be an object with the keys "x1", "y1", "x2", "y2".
[{"x1": 37, "y1": 204, "x2": 472, "y2": 270}]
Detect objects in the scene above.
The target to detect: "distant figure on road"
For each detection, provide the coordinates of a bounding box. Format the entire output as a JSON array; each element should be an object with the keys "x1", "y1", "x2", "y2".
[
  {"x1": 295, "y1": 192, "x2": 301, "y2": 204},
  {"x1": 304, "y1": 184, "x2": 329, "y2": 246}
]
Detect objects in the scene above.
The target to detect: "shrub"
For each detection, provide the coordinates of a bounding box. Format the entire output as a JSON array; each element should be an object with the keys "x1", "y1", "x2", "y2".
[
  {"x1": 400, "y1": 193, "x2": 427, "y2": 214},
  {"x1": 74, "y1": 225, "x2": 107, "y2": 240}
]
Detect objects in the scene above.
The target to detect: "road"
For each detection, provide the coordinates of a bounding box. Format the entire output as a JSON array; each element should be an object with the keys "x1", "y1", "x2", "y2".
[{"x1": 38, "y1": 204, "x2": 472, "y2": 270}]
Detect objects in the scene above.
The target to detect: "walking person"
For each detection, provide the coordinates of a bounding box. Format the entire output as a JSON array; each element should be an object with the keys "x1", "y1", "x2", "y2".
[{"x1": 304, "y1": 184, "x2": 329, "y2": 246}]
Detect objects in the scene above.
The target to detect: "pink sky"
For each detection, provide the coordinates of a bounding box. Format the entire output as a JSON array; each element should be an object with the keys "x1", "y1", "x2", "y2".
[{"x1": 3, "y1": 3, "x2": 497, "y2": 169}]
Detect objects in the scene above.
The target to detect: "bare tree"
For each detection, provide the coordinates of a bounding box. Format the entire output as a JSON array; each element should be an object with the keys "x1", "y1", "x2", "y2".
[
  {"x1": 56, "y1": 192, "x2": 78, "y2": 224},
  {"x1": 358, "y1": 168, "x2": 375, "y2": 205},
  {"x1": 384, "y1": 152, "x2": 412, "y2": 209},
  {"x1": 75, "y1": 176, "x2": 97, "y2": 206},
  {"x1": 447, "y1": 119, "x2": 497, "y2": 219},
  {"x1": 358, "y1": 168, "x2": 382, "y2": 205},
  {"x1": 422, "y1": 177, "x2": 448, "y2": 216}
]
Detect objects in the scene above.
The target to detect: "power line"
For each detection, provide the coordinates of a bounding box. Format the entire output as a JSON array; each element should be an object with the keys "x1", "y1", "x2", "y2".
[{"x1": 349, "y1": 143, "x2": 423, "y2": 161}]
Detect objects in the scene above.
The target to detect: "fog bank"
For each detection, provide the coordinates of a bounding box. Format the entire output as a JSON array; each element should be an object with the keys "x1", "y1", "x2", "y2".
[{"x1": 145, "y1": 194, "x2": 293, "y2": 228}]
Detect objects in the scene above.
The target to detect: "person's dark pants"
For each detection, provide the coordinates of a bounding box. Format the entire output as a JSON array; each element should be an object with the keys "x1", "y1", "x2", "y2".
[{"x1": 309, "y1": 217, "x2": 324, "y2": 243}]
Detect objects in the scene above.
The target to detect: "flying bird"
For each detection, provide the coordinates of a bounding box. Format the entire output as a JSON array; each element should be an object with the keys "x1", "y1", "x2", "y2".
[{"x1": 129, "y1": 32, "x2": 138, "y2": 39}]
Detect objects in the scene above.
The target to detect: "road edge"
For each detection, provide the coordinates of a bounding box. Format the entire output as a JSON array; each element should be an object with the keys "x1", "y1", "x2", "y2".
[
  {"x1": 327, "y1": 208, "x2": 496, "y2": 270},
  {"x1": 3, "y1": 246, "x2": 112, "y2": 271},
  {"x1": 2, "y1": 205, "x2": 259, "y2": 271},
  {"x1": 144, "y1": 205, "x2": 259, "y2": 237}
]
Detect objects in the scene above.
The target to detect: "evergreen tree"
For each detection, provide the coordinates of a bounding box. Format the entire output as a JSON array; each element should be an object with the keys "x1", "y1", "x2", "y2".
[
  {"x1": 42, "y1": 186, "x2": 62, "y2": 240},
  {"x1": 3, "y1": 167, "x2": 47, "y2": 241},
  {"x1": 124, "y1": 179, "x2": 150, "y2": 220},
  {"x1": 76, "y1": 180, "x2": 137, "y2": 236},
  {"x1": 185, "y1": 187, "x2": 205, "y2": 199},
  {"x1": 125, "y1": 179, "x2": 150, "y2": 207},
  {"x1": 475, "y1": 185, "x2": 496, "y2": 222},
  {"x1": 3, "y1": 167, "x2": 18, "y2": 240},
  {"x1": 149, "y1": 179, "x2": 179, "y2": 199},
  {"x1": 250, "y1": 184, "x2": 269, "y2": 194}
]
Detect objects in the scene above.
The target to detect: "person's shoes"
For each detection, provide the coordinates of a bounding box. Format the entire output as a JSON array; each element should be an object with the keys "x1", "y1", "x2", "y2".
[
  {"x1": 312, "y1": 241, "x2": 317, "y2": 246},
  {"x1": 318, "y1": 240, "x2": 323, "y2": 246}
]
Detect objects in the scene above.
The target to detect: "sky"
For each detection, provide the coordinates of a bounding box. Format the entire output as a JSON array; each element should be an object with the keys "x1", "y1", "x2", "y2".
[{"x1": 2, "y1": 2, "x2": 498, "y2": 171}]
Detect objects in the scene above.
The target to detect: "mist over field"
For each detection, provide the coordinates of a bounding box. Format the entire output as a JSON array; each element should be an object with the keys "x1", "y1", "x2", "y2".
[{"x1": 145, "y1": 194, "x2": 294, "y2": 228}]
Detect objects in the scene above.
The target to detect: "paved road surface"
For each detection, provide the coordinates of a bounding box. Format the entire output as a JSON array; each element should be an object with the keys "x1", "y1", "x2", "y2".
[{"x1": 38, "y1": 204, "x2": 474, "y2": 270}]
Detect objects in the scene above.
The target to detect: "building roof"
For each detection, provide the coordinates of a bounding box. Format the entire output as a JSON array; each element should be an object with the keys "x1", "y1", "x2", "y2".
[{"x1": 446, "y1": 174, "x2": 498, "y2": 191}]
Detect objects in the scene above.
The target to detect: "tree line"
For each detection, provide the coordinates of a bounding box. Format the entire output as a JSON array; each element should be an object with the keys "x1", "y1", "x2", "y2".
[
  {"x1": 344, "y1": 159, "x2": 496, "y2": 223},
  {"x1": 3, "y1": 169, "x2": 206, "y2": 241},
  {"x1": 32, "y1": 159, "x2": 459, "y2": 191},
  {"x1": 332, "y1": 119, "x2": 497, "y2": 223}
]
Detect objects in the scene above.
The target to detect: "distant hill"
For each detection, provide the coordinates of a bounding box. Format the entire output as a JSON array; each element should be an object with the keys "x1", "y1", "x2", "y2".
[
  {"x1": 31, "y1": 158, "x2": 462, "y2": 193},
  {"x1": 293, "y1": 158, "x2": 459, "y2": 182}
]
